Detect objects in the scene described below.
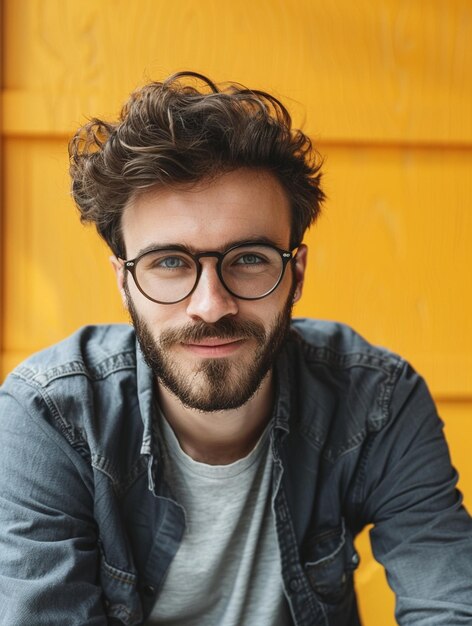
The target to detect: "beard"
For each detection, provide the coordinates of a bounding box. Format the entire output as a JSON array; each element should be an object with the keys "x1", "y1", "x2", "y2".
[{"x1": 126, "y1": 286, "x2": 294, "y2": 412}]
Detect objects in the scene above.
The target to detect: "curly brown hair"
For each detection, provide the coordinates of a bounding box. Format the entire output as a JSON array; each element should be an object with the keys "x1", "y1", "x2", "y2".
[{"x1": 69, "y1": 71, "x2": 325, "y2": 257}]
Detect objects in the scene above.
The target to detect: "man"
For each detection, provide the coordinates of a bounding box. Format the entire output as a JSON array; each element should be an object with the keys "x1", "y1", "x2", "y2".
[{"x1": 0, "y1": 72, "x2": 471, "y2": 626}]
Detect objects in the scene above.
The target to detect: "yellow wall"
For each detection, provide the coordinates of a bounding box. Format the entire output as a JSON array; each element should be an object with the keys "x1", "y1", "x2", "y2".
[{"x1": 1, "y1": 2, "x2": 471, "y2": 624}]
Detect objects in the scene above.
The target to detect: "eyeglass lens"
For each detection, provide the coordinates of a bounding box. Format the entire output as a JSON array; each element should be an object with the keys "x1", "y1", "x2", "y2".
[{"x1": 133, "y1": 245, "x2": 285, "y2": 303}]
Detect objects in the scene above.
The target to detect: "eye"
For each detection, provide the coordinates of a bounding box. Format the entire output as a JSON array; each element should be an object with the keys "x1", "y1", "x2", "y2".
[
  {"x1": 158, "y1": 256, "x2": 186, "y2": 269},
  {"x1": 141, "y1": 251, "x2": 193, "y2": 272},
  {"x1": 234, "y1": 253, "x2": 266, "y2": 266}
]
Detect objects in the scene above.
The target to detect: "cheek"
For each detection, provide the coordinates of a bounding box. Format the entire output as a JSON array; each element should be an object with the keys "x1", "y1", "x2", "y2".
[
  {"x1": 272, "y1": 267, "x2": 296, "y2": 306},
  {"x1": 143, "y1": 307, "x2": 180, "y2": 330},
  {"x1": 124, "y1": 282, "x2": 170, "y2": 329},
  {"x1": 237, "y1": 298, "x2": 287, "y2": 329}
]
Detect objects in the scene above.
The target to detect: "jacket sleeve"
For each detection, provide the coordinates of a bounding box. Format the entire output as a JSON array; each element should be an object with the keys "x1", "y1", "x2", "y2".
[
  {"x1": 361, "y1": 362, "x2": 472, "y2": 625},
  {"x1": 0, "y1": 388, "x2": 108, "y2": 625}
]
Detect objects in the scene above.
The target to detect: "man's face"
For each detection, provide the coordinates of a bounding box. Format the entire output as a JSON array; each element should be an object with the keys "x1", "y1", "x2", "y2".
[{"x1": 113, "y1": 168, "x2": 307, "y2": 412}]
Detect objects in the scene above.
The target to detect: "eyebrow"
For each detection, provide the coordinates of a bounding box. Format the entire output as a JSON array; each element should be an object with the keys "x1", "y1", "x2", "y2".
[{"x1": 131, "y1": 235, "x2": 288, "y2": 259}]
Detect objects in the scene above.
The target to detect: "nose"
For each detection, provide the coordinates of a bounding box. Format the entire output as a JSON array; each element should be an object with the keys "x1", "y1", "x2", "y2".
[{"x1": 185, "y1": 260, "x2": 238, "y2": 323}]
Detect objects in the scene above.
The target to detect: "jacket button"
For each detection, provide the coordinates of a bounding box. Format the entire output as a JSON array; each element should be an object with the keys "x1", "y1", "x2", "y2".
[
  {"x1": 352, "y1": 553, "x2": 360, "y2": 565},
  {"x1": 142, "y1": 584, "x2": 156, "y2": 596},
  {"x1": 289, "y1": 578, "x2": 301, "y2": 592}
]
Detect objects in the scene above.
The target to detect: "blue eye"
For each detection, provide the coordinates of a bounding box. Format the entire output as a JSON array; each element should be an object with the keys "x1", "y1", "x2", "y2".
[
  {"x1": 159, "y1": 256, "x2": 185, "y2": 269},
  {"x1": 235, "y1": 254, "x2": 264, "y2": 265}
]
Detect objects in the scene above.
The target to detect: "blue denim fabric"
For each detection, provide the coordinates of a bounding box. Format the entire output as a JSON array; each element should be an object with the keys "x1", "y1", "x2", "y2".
[{"x1": 0, "y1": 319, "x2": 471, "y2": 625}]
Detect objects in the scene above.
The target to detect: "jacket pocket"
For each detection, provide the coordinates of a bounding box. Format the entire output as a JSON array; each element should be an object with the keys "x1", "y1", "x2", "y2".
[
  {"x1": 99, "y1": 552, "x2": 143, "y2": 625},
  {"x1": 303, "y1": 518, "x2": 360, "y2": 605}
]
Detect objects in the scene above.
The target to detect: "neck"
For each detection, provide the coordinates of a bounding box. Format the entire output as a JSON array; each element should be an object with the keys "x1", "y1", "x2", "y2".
[{"x1": 157, "y1": 372, "x2": 274, "y2": 465}]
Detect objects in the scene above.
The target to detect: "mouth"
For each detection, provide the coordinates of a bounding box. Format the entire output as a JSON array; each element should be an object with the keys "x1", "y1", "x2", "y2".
[{"x1": 181, "y1": 337, "x2": 245, "y2": 358}]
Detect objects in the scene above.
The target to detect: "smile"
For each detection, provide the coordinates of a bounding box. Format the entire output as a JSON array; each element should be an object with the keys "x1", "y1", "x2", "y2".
[{"x1": 182, "y1": 338, "x2": 245, "y2": 358}]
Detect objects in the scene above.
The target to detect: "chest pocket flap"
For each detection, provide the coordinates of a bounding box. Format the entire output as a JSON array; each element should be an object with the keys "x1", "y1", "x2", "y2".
[{"x1": 303, "y1": 518, "x2": 360, "y2": 605}]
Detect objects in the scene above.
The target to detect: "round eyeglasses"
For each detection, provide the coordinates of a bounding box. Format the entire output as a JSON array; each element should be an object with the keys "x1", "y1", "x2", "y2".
[{"x1": 123, "y1": 242, "x2": 296, "y2": 304}]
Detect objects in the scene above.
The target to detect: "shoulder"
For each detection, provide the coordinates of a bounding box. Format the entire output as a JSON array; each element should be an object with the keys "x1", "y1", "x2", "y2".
[
  {"x1": 4, "y1": 324, "x2": 137, "y2": 389},
  {"x1": 0, "y1": 324, "x2": 139, "y2": 434},
  {"x1": 0, "y1": 324, "x2": 146, "y2": 470},
  {"x1": 290, "y1": 318, "x2": 402, "y2": 368},
  {"x1": 286, "y1": 319, "x2": 415, "y2": 450}
]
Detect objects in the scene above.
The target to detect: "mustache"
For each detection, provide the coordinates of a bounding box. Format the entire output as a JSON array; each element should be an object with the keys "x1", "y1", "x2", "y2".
[{"x1": 159, "y1": 317, "x2": 266, "y2": 348}]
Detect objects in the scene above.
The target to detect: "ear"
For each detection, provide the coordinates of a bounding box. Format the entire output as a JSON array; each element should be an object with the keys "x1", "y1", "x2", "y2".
[
  {"x1": 292, "y1": 244, "x2": 308, "y2": 304},
  {"x1": 109, "y1": 256, "x2": 128, "y2": 309}
]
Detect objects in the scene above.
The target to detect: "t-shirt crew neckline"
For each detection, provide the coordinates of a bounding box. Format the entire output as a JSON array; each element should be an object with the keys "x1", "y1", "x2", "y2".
[{"x1": 159, "y1": 411, "x2": 272, "y2": 479}]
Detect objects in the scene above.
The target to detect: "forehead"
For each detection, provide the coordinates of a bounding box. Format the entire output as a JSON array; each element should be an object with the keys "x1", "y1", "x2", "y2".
[{"x1": 121, "y1": 168, "x2": 292, "y2": 257}]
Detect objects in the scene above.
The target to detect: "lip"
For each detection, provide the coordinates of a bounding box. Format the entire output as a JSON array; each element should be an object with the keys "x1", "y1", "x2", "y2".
[{"x1": 182, "y1": 338, "x2": 245, "y2": 357}]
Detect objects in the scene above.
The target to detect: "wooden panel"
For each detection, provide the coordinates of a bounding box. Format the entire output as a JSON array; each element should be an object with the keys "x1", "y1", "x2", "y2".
[
  {"x1": 2, "y1": 0, "x2": 472, "y2": 143},
  {"x1": 355, "y1": 526, "x2": 396, "y2": 626},
  {"x1": 1, "y1": 138, "x2": 126, "y2": 375},
  {"x1": 295, "y1": 144, "x2": 472, "y2": 397}
]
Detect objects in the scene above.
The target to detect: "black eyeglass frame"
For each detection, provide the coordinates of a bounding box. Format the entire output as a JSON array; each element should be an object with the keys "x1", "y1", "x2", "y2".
[{"x1": 122, "y1": 241, "x2": 297, "y2": 305}]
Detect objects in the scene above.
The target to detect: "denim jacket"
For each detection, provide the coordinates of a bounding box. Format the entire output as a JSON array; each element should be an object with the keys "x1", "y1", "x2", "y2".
[{"x1": 1, "y1": 319, "x2": 471, "y2": 625}]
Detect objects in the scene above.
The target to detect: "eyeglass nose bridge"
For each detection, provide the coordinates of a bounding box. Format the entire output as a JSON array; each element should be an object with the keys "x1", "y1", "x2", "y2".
[
  {"x1": 190, "y1": 250, "x2": 229, "y2": 295},
  {"x1": 194, "y1": 250, "x2": 225, "y2": 263}
]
